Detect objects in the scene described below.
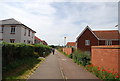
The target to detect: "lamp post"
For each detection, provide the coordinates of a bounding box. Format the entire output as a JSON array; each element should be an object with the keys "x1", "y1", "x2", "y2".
[{"x1": 64, "y1": 37, "x2": 66, "y2": 47}]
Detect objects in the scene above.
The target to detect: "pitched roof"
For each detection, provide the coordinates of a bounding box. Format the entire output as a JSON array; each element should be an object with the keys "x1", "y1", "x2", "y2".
[
  {"x1": 0, "y1": 18, "x2": 22, "y2": 25},
  {"x1": 66, "y1": 42, "x2": 76, "y2": 46},
  {"x1": 0, "y1": 18, "x2": 36, "y2": 33},
  {"x1": 77, "y1": 26, "x2": 120, "y2": 40},
  {"x1": 93, "y1": 30, "x2": 120, "y2": 40},
  {"x1": 76, "y1": 26, "x2": 99, "y2": 40},
  {"x1": 34, "y1": 36, "x2": 42, "y2": 42}
]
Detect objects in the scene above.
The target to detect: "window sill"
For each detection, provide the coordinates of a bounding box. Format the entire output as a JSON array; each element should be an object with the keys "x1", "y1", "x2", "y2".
[{"x1": 10, "y1": 33, "x2": 15, "y2": 34}]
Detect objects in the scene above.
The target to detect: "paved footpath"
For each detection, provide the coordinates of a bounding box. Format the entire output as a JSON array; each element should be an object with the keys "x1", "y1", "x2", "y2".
[{"x1": 28, "y1": 50, "x2": 100, "y2": 80}]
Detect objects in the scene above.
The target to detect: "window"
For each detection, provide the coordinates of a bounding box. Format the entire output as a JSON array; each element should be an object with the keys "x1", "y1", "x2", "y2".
[
  {"x1": 105, "y1": 40, "x2": 112, "y2": 45},
  {"x1": 10, "y1": 39, "x2": 15, "y2": 43},
  {"x1": 11, "y1": 26, "x2": 16, "y2": 34},
  {"x1": 27, "y1": 40, "x2": 30, "y2": 44},
  {"x1": 24, "y1": 40, "x2": 26, "y2": 43},
  {"x1": 24, "y1": 28, "x2": 26, "y2": 36},
  {"x1": 32, "y1": 32, "x2": 33, "y2": 38},
  {"x1": 2, "y1": 25, "x2": 4, "y2": 33},
  {"x1": 28, "y1": 30, "x2": 30, "y2": 36},
  {"x1": 0, "y1": 39, "x2": 3, "y2": 42},
  {"x1": 85, "y1": 40, "x2": 90, "y2": 46},
  {"x1": 0, "y1": 25, "x2": 4, "y2": 33}
]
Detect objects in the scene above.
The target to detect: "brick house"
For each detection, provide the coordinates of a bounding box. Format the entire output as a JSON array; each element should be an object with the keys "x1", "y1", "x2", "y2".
[
  {"x1": 76, "y1": 26, "x2": 120, "y2": 53},
  {"x1": 66, "y1": 42, "x2": 76, "y2": 48},
  {"x1": 0, "y1": 18, "x2": 36, "y2": 44}
]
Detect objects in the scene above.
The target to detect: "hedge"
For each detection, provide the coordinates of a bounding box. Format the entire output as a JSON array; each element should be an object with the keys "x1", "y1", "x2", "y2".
[
  {"x1": 2, "y1": 42, "x2": 52, "y2": 67},
  {"x1": 34, "y1": 44, "x2": 52, "y2": 57}
]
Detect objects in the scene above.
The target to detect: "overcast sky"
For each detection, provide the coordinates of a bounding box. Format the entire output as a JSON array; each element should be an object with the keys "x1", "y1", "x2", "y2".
[{"x1": 0, "y1": 0, "x2": 119, "y2": 45}]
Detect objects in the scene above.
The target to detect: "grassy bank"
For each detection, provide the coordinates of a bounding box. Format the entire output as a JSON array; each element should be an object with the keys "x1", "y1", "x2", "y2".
[{"x1": 3, "y1": 57, "x2": 44, "y2": 80}]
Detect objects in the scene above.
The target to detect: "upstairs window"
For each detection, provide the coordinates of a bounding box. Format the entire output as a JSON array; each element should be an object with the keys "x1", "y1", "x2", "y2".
[
  {"x1": 28, "y1": 30, "x2": 30, "y2": 36},
  {"x1": 11, "y1": 26, "x2": 16, "y2": 34},
  {"x1": 85, "y1": 40, "x2": 90, "y2": 46},
  {"x1": 2, "y1": 25, "x2": 4, "y2": 33},
  {"x1": 0, "y1": 25, "x2": 4, "y2": 33},
  {"x1": 105, "y1": 40, "x2": 112, "y2": 45},
  {"x1": 10, "y1": 39, "x2": 15, "y2": 43},
  {"x1": 24, "y1": 28, "x2": 26, "y2": 36}
]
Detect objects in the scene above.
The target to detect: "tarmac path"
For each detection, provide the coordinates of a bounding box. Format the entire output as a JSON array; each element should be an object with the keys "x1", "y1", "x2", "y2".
[{"x1": 28, "y1": 50, "x2": 100, "y2": 81}]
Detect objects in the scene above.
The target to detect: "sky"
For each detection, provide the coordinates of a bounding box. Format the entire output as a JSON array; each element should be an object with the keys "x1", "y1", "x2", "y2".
[{"x1": 0, "y1": 0, "x2": 119, "y2": 45}]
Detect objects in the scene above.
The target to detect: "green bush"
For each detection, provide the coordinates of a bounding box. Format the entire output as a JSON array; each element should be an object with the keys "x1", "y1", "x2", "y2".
[
  {"x1": 72, "y1": 50, "x2": 91, "y2": 66},
  {"x1": 68, "y1": 53, "x2": 73, "y2": 59},
  {"x1": 34, "y1": 44, "x2": 52, "y2": 57},
  {"x1": 2, "y1": 42, "x2": 51, "y2": 68}
]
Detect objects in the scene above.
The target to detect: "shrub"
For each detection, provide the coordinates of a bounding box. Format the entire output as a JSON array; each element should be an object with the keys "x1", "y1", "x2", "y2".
[
  {"x1": 68, "y1": 53, "x2": 73, "y2": 59},
  {"x1": 72, "y1": 50, "x2": 91, "y2": 66}
]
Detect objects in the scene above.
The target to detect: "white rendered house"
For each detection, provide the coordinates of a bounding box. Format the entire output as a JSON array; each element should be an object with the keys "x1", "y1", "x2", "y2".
[{"x1": 0, "y1": 18, "x2": 36, "y2": 44}]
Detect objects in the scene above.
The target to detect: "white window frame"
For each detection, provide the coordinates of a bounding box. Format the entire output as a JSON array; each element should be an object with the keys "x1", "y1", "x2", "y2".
[
  {"x1": 10, "y1": 39, "x2": 15, "y2": 43},
  {"x1": 28, "y1": 30, "x2": 30, "y2": 36},
  {"x1": 24, "y1": 28, "x2": 26, "y2": 36},
  {"x1": 11, "y1": 26, "x2": 16, "y2": 33},
  {"x1": 105, "y1": 40, "x2": 112, "y2": 45},
  {"x1": 85, "y1": 40, "x2": 90, "y2": 46},
  {"x1": 0, "y1": 25, "x2": 4, "y2": 33}
]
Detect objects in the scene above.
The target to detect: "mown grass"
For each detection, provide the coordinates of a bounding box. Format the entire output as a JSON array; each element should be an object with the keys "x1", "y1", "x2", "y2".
[{"x1": 2, "y1": 57, "x2": 44, "y2": 80}]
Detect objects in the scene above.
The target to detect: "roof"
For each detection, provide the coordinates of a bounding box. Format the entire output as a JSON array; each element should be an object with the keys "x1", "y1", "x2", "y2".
[
  {"x1": 66, "y1": 42, "x2": 76, "y2": 46},
  {"x1": 93, "y1": 30, "x2": 120, "y2": 40},
  {"x1": 0, "y1": 18, "x2": 22, "y2": 24},
  {"x1": 42, "y1": 40, "x2": 48, "y2": 45},
  {"x1": 0, "y1": 18, "x2": 36, "y2": 33},
  {"x1": 77, "y1": 26, "x2": 120, "y2": 40},
  {"x1": 76, "y1": 26, "x2": 99, "y2": 40},
  {"x1": 34, "y1": 36, "x2": 42, "y2": 42}
]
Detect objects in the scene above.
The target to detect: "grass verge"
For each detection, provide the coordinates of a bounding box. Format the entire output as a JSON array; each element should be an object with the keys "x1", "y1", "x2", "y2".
[{"x1": 3, "y1": 57, "x2": 45, "y2": 80}]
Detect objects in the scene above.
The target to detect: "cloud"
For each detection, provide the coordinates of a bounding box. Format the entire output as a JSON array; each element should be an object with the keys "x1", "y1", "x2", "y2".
[{"x1": 0, "y1": 1, "x2": 118, "y2": 45}]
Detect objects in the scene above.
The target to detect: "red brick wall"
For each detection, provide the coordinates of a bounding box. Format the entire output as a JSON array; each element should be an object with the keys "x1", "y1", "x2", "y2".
[
  {"x1": 63, "y1": 47, "x2": 73, "y2": 55},
  {"x1": 77, "y1": 28, "x2": 98, "y2": 52},
  {"x1": 91, "y1": 45, "x2": 120, "y2": 74}
]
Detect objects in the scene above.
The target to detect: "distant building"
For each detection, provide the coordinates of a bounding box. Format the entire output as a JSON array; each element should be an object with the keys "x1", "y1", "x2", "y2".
[
  {"x1": 66, "y1": 42, "x2": 76, "y2": 48},
  {"x1": 34, "y1": 36, "x2": 43, "y2": 44},
  {"x1": 76, "y1": 26, "x2": 120, "y2": 53},
  {"x1": 0, "y1": 18, "x2": 36, "y2": 44}
]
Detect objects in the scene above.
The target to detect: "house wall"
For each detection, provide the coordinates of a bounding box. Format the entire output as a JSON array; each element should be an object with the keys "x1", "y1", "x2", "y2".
[
  {"x1": 112, "y1": 40, "x2": 120, "y2": 45},
  {"x1": 2, "y1": 25, "x2": 21, "y2": 43},
  {"x1": 99, "y1": 40, "x2": 120, "y2": 45},
  {"x1": 1, "y1": 25, "x2": 35, "y2": 44},
  {"x1": 99, "y1": 40, "x2": 105, "y2": 45},
  {"x1": 21, "y1": 27, "x2": 35, "y2": 44},
  {"x1": 91, "y1": 45, "x2": 120, "y2": 74},
  {"x1": 77, "y1": 28, "x2": 98, "y2": 52}
]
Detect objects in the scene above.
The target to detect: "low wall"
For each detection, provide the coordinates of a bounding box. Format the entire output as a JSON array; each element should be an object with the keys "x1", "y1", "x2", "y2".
[
  {"x1": 63, "y1": 47, "x2": 73, "y2": 55},
  {"x1": 91, "y1": 45, "x2": 120, "y2": 74}
]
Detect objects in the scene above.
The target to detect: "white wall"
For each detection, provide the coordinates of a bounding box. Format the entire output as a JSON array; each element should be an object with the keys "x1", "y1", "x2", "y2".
[
  {"x1": 21, "y1": 26, "x2": 35, "y2": 44},
  {"x1": 3, "y1": 25, "x2": 21, "y2": 43}
]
